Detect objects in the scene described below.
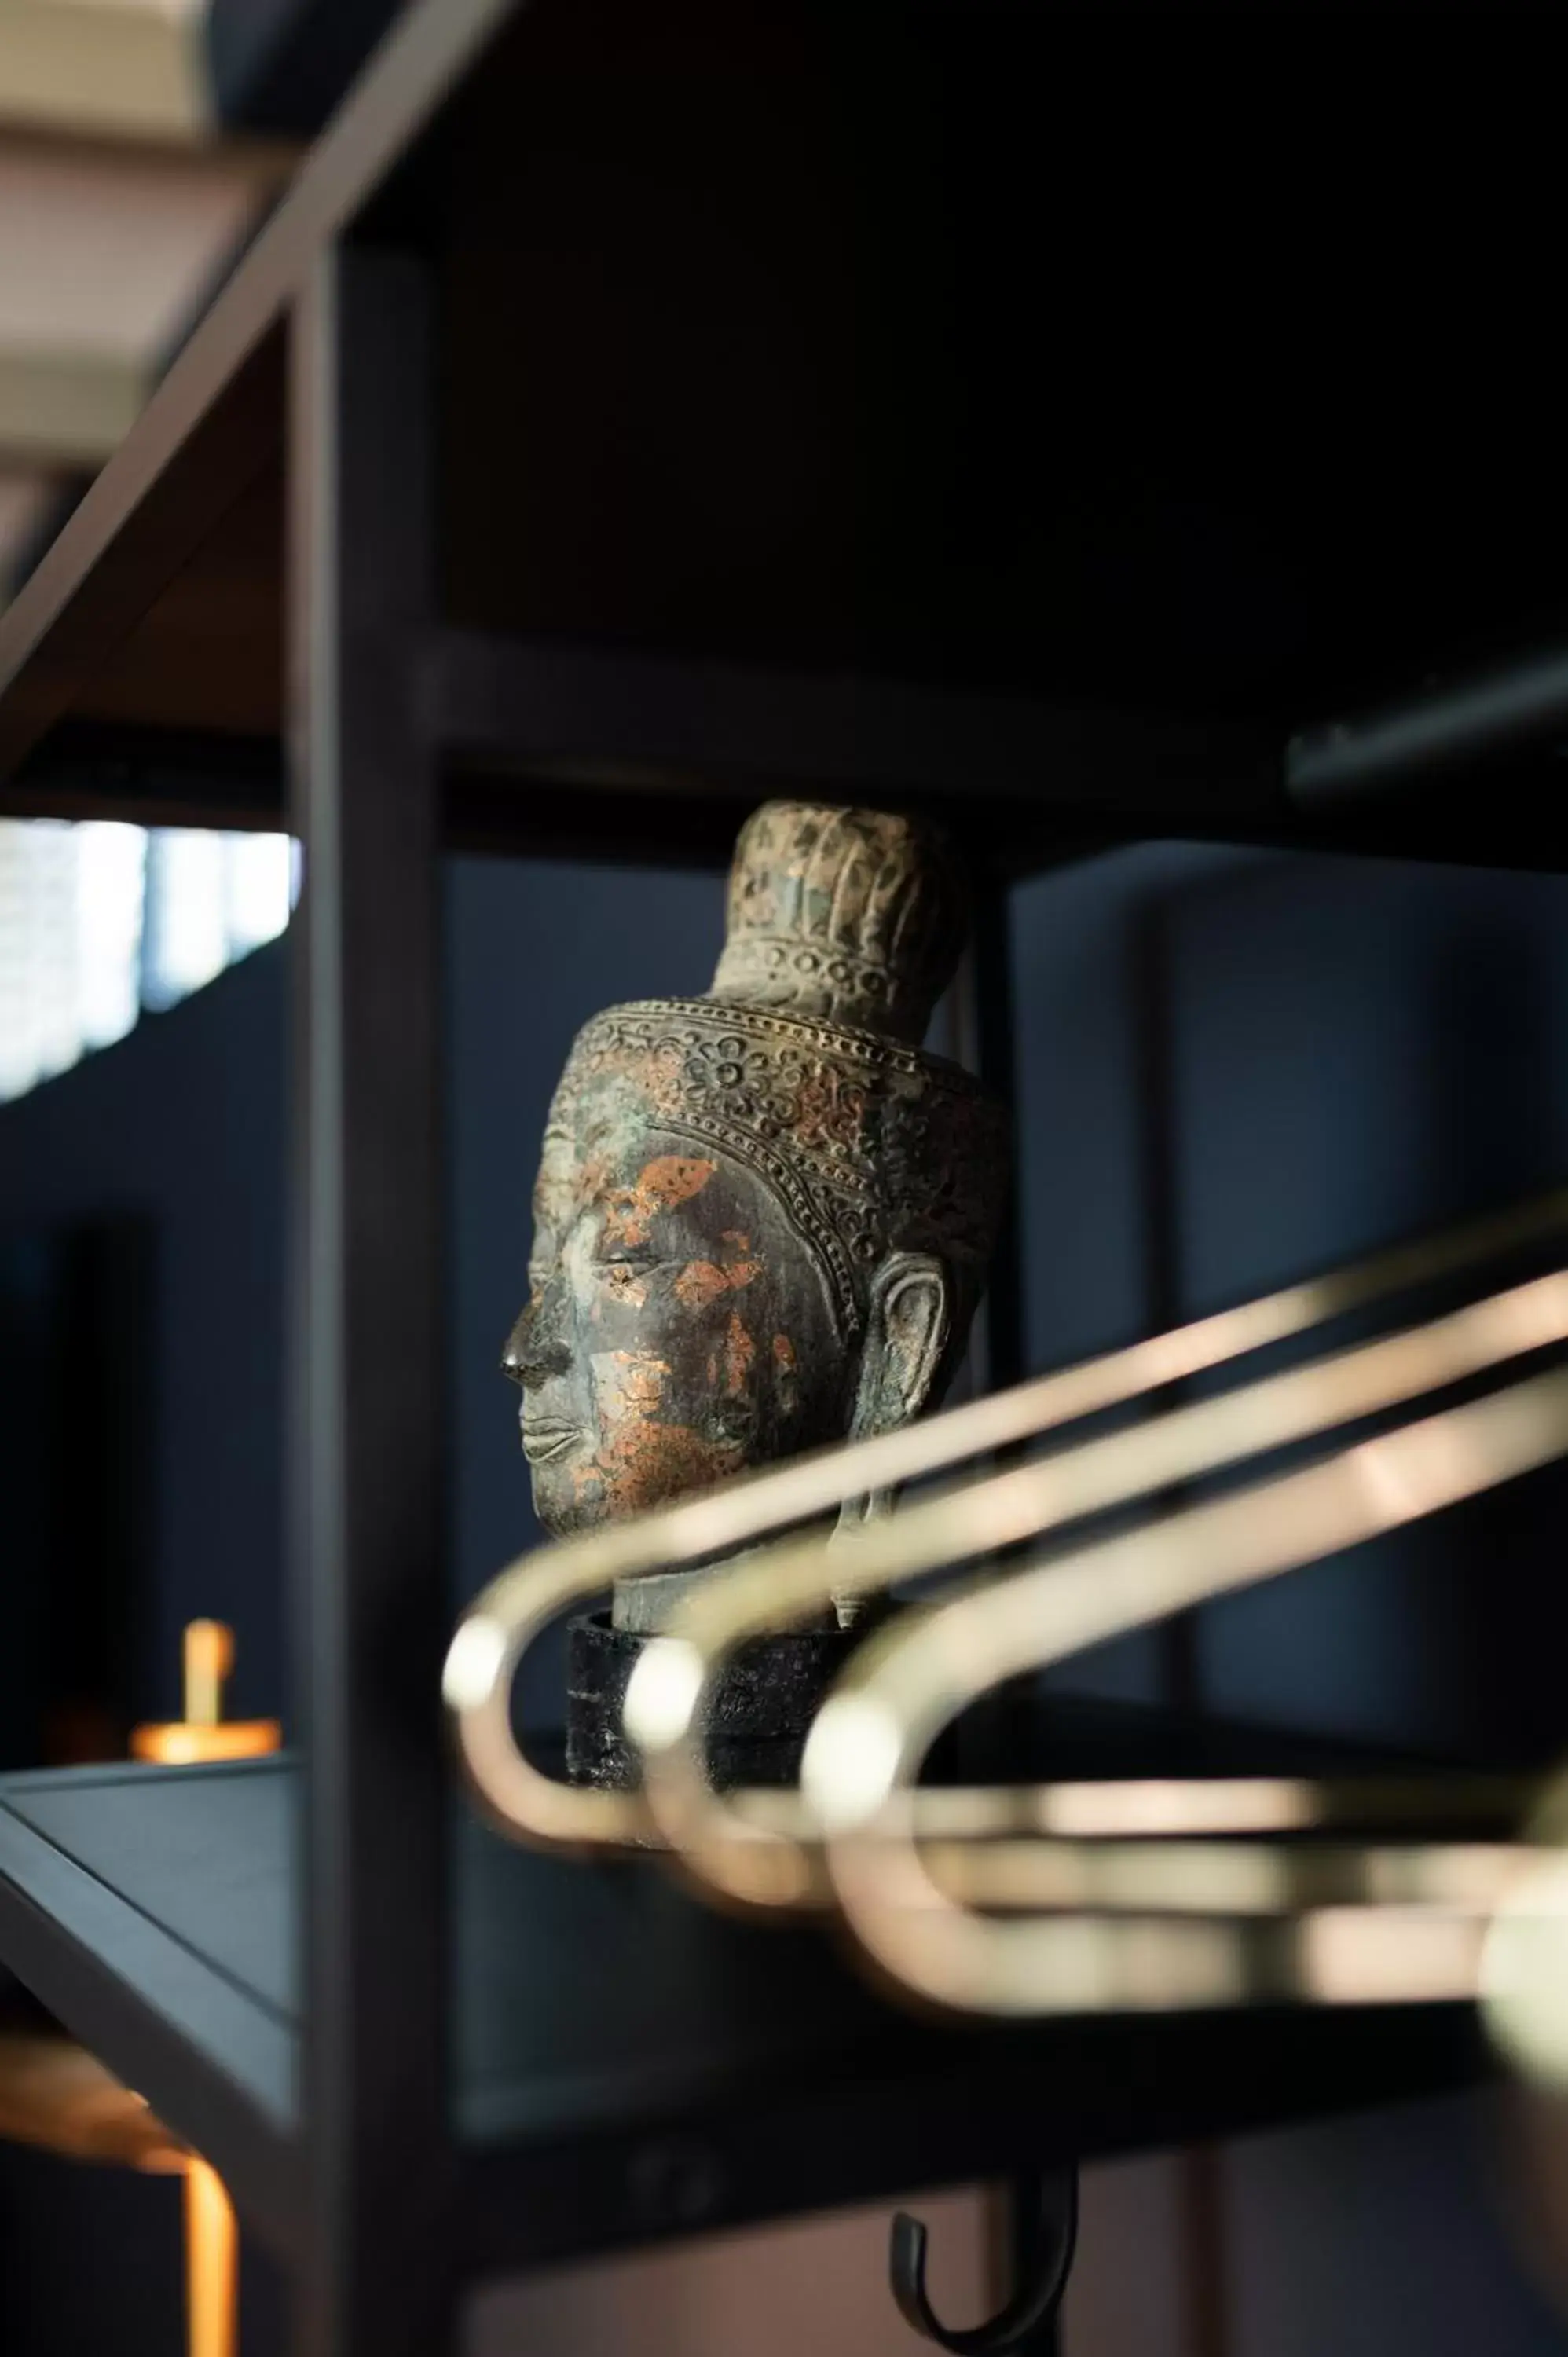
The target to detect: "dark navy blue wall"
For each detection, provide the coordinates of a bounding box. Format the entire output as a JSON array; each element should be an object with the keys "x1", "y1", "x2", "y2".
[
  {"x1": 0, "y1": 940, "x2": 288, "y2": 1730},
  {"x1": 1010, "y1": 845, "x2": 1568, "y2": 1753},
  {"x1": 1009, "y1": 842, "x2": 1253, "y2": 1703},
  {"x1": 1161, "y1": 852, "x2": 1568, "y2": 1750}
]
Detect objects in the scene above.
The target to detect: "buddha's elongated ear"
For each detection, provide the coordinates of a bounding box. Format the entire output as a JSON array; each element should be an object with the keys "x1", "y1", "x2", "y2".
[
  {"x1": 833, "y1": 1255, "x2": 952, "y2": 1570},
  {"x1": 850, "y1": 1254, "x2": 953, "y2": 1439}
]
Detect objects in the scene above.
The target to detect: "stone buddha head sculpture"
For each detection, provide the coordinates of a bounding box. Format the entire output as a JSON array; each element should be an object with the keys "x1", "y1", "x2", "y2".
[{"x1": 503, "y1": 801, "x2": 1009, "y2": 1560}]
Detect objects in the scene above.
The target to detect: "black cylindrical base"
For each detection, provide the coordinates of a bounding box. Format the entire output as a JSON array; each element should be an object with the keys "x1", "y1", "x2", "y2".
[{"x1": 565, "y1": 1610, "x2": 858, "y2": 1791}]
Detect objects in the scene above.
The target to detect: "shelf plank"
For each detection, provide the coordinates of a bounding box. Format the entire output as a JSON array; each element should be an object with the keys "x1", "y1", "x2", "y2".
[
  {"x1": 6, "y1": 615, "x2": 1278, "y2": 862},
  {"x1": 0, "y1": 1762, "x2": 297, "y2": 2250},
  {"x1": 16, "y1": 606, "x2": 1568, "y2": 879},
  {"x1": 0, "y1": 1754, "x2": 1485, "y2": 2279},
  {"x1": 430, "y1": 626, "x2": 1279, "y2": 856}
]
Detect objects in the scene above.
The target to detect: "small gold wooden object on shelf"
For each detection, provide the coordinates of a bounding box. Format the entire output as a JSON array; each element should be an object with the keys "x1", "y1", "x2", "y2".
[
  {"x1": 130, "y1": 1620, "x2": 280, "y2": 2357},
  {"x1": 130, "y1": 1619, "x2": 281, "y2": 1767},
  {"x1": 0, "y1": 1622, "x2": 280, "y2": 2357}
]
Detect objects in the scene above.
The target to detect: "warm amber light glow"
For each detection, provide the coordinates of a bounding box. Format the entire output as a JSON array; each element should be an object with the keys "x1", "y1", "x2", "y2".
[
  {"x1": 130, "y1": 1721, "x2": 282, "y2": 1765},
  {"x1": 185, "y1": 2157, "x2": 237, "y2": 2357},
  {"x1": 130, "y1": 1617, "x2": 280, "y2": 1765},
  {"x1": 132, "y1": 1623, "x2": 278, "y2": 2356},
  {"x1": 183, "y1": 1620, "x2": 233, "y2": 1727}
]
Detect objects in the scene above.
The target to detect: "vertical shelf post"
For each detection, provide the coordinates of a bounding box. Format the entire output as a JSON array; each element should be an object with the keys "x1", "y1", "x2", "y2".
[
  {"x1": 962, "y1": 872, "x2": 1068, "y2": 2357},
  {"x1": 288, "y1": 236, "x2": 453, "y2": 2355}
]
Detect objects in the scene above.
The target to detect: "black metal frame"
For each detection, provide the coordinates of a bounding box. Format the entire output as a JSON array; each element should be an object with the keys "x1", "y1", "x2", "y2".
[{"x1": 289, "y1": 238, "x2": 453, "y2": 2355}]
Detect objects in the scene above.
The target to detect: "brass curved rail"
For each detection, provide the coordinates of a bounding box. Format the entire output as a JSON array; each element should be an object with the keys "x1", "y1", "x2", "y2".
[
  {"x1": 800, "y1": 1366, "x2": 1568, "y2": 2017},
  {"x1": 445, "y1": 1190, "x2": 1568, "y2": 1853},
  {"x1": 630, "y1": 1270, "x2": 1568, "y2": 1905}
]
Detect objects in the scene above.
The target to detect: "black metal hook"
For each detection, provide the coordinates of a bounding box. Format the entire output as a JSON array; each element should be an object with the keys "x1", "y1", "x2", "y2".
[{"x1": 890, "y1": 2168, "x2": 1079, "y2": 2355}]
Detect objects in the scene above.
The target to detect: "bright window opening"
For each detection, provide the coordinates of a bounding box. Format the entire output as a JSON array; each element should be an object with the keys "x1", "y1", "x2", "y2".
[{"x1": 0, "y1": 819, "x2": 299, "y2": 1105}]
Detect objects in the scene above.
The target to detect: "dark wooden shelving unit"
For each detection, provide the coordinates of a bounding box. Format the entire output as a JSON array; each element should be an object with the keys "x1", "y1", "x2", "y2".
[{"x1": 2, "y1": 2, "x2": 1566, "y2": 2350}]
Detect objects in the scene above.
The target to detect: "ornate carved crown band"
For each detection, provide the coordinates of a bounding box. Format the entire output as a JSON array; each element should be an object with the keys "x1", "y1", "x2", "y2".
[{"x1": 549, "y1": 999, "x2": 1009, "y2": 1341}]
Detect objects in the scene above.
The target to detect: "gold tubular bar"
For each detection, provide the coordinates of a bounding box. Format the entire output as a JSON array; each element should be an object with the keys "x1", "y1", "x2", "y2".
[
  {"x1": 445, "y1": 1189, "x2": 1568, "y2": 1852},
  {"x1": 824, "y1": 1907, "x2": 1502, "y2": 2014},
  {"x1": 630, "y1": 1270, "x2": 1568, "y2": 1905},
  {"x1": 918, "y1": 1838, "x2": 1536, "y2": 1917},
  {"x1": 729, "y1": 1775, "x2": 1536, "y2": 1842},
  {"x1": 806, "y1": 1366, "x2": 1568, "y2": 2015}
]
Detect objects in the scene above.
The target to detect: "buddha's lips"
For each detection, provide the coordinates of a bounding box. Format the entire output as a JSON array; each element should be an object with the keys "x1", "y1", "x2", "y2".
[{"x1": 522, "y1": 1421, "x2": 579, "y2": 1465}]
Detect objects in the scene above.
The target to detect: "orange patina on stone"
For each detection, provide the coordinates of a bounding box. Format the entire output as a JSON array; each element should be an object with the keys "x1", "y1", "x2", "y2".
[
  {"x1": 603, "y1": 1155, "x2": 716, "y2": 1248},
  {"x1": 723, "y1": 1310, "x2": 757, "y2": 1395},
  {"x1": 573, "y1": 1345, "x2": 743, "y2": 1513},
  {"x1": 673, "y1": 1255, "x2": 761, "y2": 1307}
]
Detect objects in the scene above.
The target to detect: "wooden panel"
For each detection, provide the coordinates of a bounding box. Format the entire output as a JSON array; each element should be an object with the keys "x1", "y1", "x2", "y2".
[
  {"x1": 0, "y1": 332, "x2": 284, "y2": 774},
  {"x1": 74, "y1": 457, "x2": 284, "y2": 739}
]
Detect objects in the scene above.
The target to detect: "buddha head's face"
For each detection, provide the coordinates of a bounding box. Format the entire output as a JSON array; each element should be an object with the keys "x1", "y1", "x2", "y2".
[
  {"x1": 501, "y1": 1060, "x2": 972, "y2": 1539},
  {"x1": 504, "y1": 1114, "x2": 850, "y2": 1538}
]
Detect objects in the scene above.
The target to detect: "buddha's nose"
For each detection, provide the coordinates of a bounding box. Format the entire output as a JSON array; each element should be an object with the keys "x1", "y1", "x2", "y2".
[{"x1": 500, "y1": 1302, "x2": 571, "y2": 1388}]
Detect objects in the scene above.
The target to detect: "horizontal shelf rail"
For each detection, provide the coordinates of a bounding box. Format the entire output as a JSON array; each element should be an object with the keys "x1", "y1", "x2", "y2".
[
  {"x1": 425, "y1": 628, "x2": 1279, "y2": 827},
  {"x1": 1289, "y1": 647, "x2": 1568, "y2": 805}
]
